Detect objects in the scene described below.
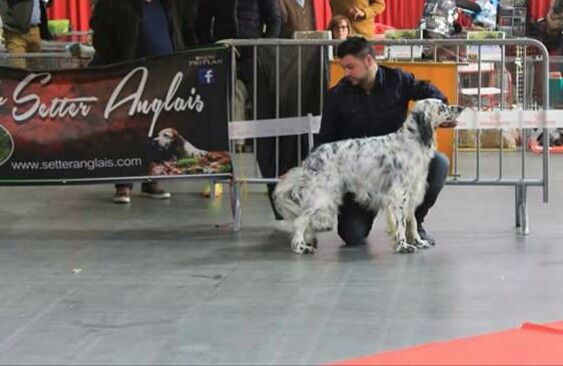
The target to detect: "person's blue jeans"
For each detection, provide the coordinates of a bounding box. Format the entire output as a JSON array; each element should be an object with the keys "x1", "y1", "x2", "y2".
[{"x1": 337, "y1": 152, "x2": 449, "y2": 246}]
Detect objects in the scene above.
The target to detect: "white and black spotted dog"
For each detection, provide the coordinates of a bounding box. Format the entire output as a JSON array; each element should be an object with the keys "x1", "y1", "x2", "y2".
[
  {"x1": 273, "y1": 98, "x2": 463, "y2": 254},
  {"x1": 153, "y1": 128, "x2": 207, "y2": 159}
]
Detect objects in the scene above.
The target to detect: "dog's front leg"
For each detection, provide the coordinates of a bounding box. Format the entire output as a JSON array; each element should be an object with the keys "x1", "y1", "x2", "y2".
[
  {"x1": 407, "y1": 215, "x2": 431, "y2": 249},
  {"x1": 291, "y1": 216, "x2": 316, "y2": 254},
  {"x1": 388, "y1": 201, "x2": 417, "y2": 254}
]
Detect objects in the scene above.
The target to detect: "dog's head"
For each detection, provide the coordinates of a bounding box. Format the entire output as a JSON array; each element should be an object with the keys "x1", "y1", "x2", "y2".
[
  {"x1": 153, "y1": 128, "x2": 179, "y2": 149},
  {"x1": 413, "y1": 99, "x2": 464, "y2": 129},
  {"x1": 412, "y1": 98, "x2": 463, "y2": 129},
  {"x1": 408, "y1": 99, "x2": 463, "y2": 147}
]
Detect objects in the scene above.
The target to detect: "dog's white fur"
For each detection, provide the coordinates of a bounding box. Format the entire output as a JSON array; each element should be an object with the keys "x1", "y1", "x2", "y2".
[
  {"x1": 273, "y1": 99, "x2": 462, "y2": 254},
  {"x1": 153, "y1": 128, "x2": 206, "y2": 158}
]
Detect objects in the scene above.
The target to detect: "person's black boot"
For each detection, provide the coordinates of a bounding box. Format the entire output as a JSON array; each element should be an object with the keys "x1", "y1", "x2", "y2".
[
  {"x1": 267, "y1": 184, "x2": 284, "y2": 220},
  {"x1": 417, "y1": 224, "x2": 436, "y2": 246}
]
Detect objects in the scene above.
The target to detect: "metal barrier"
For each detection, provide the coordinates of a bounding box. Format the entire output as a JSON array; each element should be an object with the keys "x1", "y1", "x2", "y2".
[
  {"x1": 0, "y1": 40, "x2": 92, "y2": 69},
  {"x1": 53, "y1": 31, "x2": 93, "y2": 45},
  {"x1": 223, "y1": 38, "x2": 552, "y2": 234}
]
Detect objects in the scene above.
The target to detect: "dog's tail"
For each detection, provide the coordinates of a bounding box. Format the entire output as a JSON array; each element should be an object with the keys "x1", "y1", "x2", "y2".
[{"x1": 273, "y1": 167, "x2": 305, "y2": 220}]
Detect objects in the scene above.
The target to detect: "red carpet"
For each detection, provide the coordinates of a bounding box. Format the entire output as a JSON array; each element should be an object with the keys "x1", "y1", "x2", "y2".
[{"x1": 330, "y1": 321, "x2": 563, "y2": 366}]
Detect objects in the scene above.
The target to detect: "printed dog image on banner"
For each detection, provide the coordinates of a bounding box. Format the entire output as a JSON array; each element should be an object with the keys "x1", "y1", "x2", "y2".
[
  {"x1": 150, "y1": 127, "x2": 231, "y2": 175},
  {"x1": 0, "y1": 46, "x2": 231, "y2": 183}
]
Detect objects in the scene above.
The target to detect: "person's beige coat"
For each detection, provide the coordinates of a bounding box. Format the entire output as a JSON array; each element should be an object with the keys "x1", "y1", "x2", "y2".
[
  {"x1": 277, "y1": 0, "x2": 316, "y2": 38},
  {"x1": 547, "y1": 0, "x2": 562, "y2": 36},
  {"x1": 329, "y1": 0, "x2": 385, "y2": 38}
]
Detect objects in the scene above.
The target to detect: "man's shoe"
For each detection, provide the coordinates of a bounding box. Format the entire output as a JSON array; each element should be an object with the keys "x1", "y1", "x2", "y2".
[
  {"x1": 418, "y1": 224, "x2": 436, "y2": 246},
  {"x1": 113, "y1": 187, "x2": 131, "y2": 204},
  {"x1": 141, "y1": 183, "x2": 171, "y2": 199}
]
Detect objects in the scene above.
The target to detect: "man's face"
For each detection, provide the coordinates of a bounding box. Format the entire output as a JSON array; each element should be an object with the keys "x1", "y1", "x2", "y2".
[{"x1": 339, "y1": 54, "x2": 372, "y2": 86}]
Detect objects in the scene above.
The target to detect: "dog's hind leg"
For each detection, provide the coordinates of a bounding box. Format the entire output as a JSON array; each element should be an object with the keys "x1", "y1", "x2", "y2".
[
  {"x1": 309, "y1": 204, "x2": 337, "y2": 233},
  {"x1": 387, "y1": 196, "x2": 417, "y2": 254},
  {"x1": 291, "y1": 215, "x2": 316, "y2": 254}
]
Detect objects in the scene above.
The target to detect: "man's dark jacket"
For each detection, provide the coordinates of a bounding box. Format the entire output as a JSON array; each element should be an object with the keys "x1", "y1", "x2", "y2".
[
  {"x1": 89, "y1": 0, "x2": 187, "y2": 65},
  {"x1": 317, "y1": 65, "x2": 446, "y2": 146},
  {"x1": 195, "y1": 0, "x2": 281, "y2": 44}
]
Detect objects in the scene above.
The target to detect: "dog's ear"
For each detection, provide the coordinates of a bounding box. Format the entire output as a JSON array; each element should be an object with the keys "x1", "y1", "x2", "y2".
[{"x1": 413, "y1": 111, "x2": 435, "y2": 148}]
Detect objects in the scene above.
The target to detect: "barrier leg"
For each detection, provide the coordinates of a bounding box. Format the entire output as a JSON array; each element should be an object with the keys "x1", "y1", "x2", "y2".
[
  {"x1": 521, "y1": 185, "x2": 529, "y2": 235},
  {"x1": 515, "y1": 185, "x2": 522, "y2": 228},
  {"x1": 231, "y1": 180, "x2": 242, "y2": 232},
  {"x1": 209, "y1": 179, "x2": 216, "y2": 199}
]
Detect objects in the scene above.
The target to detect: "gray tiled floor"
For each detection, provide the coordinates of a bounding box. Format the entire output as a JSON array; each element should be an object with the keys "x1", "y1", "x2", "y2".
[{"x1": 1, "y1": 151, "x2": 563, "y2": 365}]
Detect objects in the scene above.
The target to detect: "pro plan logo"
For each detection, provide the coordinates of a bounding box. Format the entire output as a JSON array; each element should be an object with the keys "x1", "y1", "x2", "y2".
[
  {"x1": 0, "y1": 124, "x2": 14, "y2": 167},
  {"x1": 198, "y1": 68, "x2": 215, "y2": 85}
]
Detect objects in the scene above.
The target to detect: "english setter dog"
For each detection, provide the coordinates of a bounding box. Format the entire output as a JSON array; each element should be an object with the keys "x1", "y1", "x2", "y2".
[{"x1": 273, "y1": 98, "x2": 463, "y2": 254}]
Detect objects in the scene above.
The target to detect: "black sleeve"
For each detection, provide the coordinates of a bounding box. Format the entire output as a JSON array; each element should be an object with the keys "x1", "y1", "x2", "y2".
[
  {"x1": 195, "y1": 0, "x2": 213, "y2": 45},
  {"x1": 260, "y1": 0, "x2": 281, "y2": 38},
  {"x1": 90, "y1": 0, "x2": 118, "y2": 64},
  {"x1": 174, "y1": 0, "x2": 199, "y2": 47},
  {"x1": 39, "y1": 1, "x2": 52, "y2": 40},
  {"x1": 403, "y1": 69, "x2": 448, "y2": 104},
  {"x1": 315, "y1": 90, "x2": 339, "y2": 147}
]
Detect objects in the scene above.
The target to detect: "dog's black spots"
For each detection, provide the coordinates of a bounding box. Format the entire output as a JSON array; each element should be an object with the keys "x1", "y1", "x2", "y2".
[
  {"x1": 290, "y1": 191, "x2": 301, "y2": 204},
  {"x1": 330, "y1": 143, "x2": 338, "y2": 154},
  {"x1": 382, "y1": 165, "x2": 393, "y2": 176},
  {"x1": 305, "y1": 155, "x2": 325, "y2": 172},
  {"x1": 381, "y1": 178, "x2": 392, "y2": 193},
  {"x1": 377, "y1": 155, "x2": 386, "y2": 168},
  {"x1": 392, "y1": 157, "x2": 404, "y2": 171},
  {"x1": 413, "y1": 111, "x2": 434, "y2": 148}
]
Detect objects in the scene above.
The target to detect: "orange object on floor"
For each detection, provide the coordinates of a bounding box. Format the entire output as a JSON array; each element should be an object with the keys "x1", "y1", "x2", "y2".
[
  {"x1": 528, "y1": 138, "x2": 563, "y2": 154},
  {"x1": 329, "y1": 321, "x2": 563, "y2": 366}
]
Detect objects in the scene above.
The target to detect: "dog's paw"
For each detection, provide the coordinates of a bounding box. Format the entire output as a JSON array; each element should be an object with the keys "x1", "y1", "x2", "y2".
[
  {"x1": 291, "y1": 238, "x2": 316, "y2": 254},
  {"x1": 414, "y1": 238, "x2": 431, "y2": 249},
  {"x1": 394, "y1": 240, "x2": 418, "y2": 254}
]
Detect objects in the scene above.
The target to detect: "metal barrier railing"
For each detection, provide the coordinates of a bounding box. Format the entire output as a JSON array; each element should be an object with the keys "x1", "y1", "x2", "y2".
[
  {"x1": 0, "y1": 40, "x2": 93, "y2": 69},
  {"x1": 223, "y1": 38, "x2": 552, "y2": 234}
]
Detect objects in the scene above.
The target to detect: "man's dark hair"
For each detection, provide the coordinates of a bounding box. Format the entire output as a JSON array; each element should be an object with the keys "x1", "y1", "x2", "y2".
[{"x1": 336, "y1": 36, "x2": 376, "y2": 59}]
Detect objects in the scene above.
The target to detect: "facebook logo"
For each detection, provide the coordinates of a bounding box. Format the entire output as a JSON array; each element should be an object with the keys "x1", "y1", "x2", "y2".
[{"x1": 198, "y1": 69, "x2": 215, "y2": 84}]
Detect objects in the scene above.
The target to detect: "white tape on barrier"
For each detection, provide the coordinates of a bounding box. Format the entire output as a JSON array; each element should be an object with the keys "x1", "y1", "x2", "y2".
[
  {"x1": 456, "y1": 109, "x2": 563, "y2": 130},
  {"x1": 228, "y1": 110, "x2": 563, "y2": 141},
  {"x1": 229, "y1": 115, "x2": 322, "y2": 139}
]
